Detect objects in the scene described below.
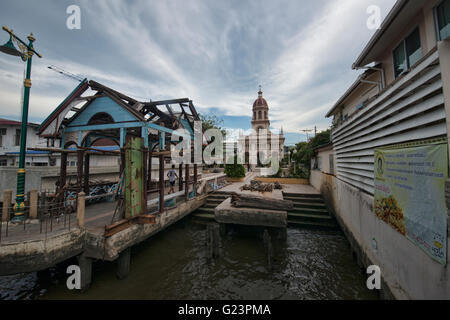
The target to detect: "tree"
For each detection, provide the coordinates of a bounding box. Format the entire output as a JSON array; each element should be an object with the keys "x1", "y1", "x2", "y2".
[
  {"x1": 199, "y1": 114, "x2": 227, "y2": 137},
  {"x1": 292, "y1": 129, "x2": 331, "y2": 177},
  {"x1": 224, "y1": 156, "x2": 246, "y2": 178}
]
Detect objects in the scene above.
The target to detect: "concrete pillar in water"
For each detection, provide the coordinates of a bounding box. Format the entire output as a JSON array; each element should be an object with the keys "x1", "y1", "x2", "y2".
[
  {"x1": 263, "y1": 229, "x2": 273, "y2": 270},
  {"x1": 219, "y1": 223, "x2": 227, "y2": 237},
  {"x1": 117, "y1": 247, "x2": 131, "y2": 280},
  {"x1": 77, "y1": 253, "x2": 92, "y2": 291},
  {"x1": 206, "y1": 224, "x2": 220, "y2": 260},
  {"x1": 272, "y1": 227, "x2": 287, "y2": 240}
]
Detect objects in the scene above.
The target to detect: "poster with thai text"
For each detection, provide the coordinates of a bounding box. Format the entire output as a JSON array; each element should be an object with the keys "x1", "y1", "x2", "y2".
[{"x1": 374, "y1": 143, "x2": 448, "y2": 265}]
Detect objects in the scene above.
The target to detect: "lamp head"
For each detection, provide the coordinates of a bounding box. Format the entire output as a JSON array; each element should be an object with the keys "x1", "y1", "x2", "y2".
[{"x1": 0, "y1": 35, "x2": 22, "y2": 57}]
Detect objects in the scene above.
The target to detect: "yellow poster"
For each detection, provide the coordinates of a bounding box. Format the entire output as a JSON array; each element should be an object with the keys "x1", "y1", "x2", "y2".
[{"x1": 374, "y1": 143, "x2": 448, "y2": 265}]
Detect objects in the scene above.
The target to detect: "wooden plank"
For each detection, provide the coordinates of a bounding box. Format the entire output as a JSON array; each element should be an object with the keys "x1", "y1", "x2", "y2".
[{"x1": 159, "y1": 154, "x2": 165, "y2": 213}]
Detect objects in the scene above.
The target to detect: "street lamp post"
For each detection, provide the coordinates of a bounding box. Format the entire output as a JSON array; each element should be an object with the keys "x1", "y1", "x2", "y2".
[{"x1": 0, "y1": 26, "x2": 42, "y2": 222}]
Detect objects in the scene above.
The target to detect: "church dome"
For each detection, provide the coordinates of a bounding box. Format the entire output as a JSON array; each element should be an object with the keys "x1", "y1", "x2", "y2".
[{"x1": 253, "y1": 86, "x2": 268, "y2": 109}]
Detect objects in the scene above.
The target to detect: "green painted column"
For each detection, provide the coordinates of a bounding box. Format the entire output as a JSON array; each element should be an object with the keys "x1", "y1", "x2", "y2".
[{"x1": 13, "y1": 34, "x2": 35, "y2": 221}]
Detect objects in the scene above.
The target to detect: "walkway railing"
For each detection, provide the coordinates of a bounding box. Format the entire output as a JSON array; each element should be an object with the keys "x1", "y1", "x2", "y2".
[{"x1": 0, "y1": 190, "x2": 85, "y2": 245}]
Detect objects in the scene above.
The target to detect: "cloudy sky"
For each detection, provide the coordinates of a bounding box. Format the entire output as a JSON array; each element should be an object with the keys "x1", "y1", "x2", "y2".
[{"x1": 0, "y1": 0, "x2": 396, "y2": 145}]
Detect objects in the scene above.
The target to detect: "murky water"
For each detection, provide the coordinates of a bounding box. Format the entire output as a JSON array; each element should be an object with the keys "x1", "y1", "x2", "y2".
[{"x1": 0, "y1": 216, "x2": 378, "y2": 300}]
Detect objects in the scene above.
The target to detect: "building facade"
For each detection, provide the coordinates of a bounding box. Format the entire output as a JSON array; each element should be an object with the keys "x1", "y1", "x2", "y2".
[
  {"x1": 238, "y1": 86, "x2": 285, "y2": 169},
  {"x1": 313, "y1": 0, "x2": 450, "y2": 299}
]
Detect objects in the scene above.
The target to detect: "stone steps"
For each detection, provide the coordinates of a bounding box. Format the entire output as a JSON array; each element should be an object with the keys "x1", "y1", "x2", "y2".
[
  {"x1": 284, "y1": 193, "x2": 338, "y2": 230},
  {"x1": 287, "y1": 220, "x2": 338, "y2": 229},
  {"x1": 293, "y1": 202, "x2": 327, "y2": 209}
]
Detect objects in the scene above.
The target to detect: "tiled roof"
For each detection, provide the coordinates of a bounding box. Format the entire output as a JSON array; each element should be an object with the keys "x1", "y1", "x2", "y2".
[{"x1": 0, "y1": 118, "x2": 40, "y2": 127}]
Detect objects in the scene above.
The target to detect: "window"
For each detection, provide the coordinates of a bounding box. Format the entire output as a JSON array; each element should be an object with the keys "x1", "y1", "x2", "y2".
[
  {"x1": 329, "y1": 154, "x2": 334, "y2": 175},
  {"x1": 14, "y1": 129, "x2": 21, "y2": 146},
  {"x1": 0, "y1": 128, "x2": 5, "y2": 147},
  {"x1": 436, "y1": 0, "x2": 450, "y2": 40},
  {"x1": 393, "y1": 28, "x2": 422, "y2": 78},
  {"x1": 258, "y1": 110, "x2": 262, "y2": 119}
]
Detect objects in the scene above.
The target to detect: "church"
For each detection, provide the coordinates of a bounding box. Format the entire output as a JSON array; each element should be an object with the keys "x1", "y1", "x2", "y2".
[{"x1": 238, "y1": 86, "x2": 285, "y2": 169}]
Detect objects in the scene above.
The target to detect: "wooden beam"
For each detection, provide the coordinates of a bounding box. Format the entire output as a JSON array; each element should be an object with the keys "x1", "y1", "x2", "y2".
[
  {"x1": 77, "y1": 150, "x2": 85, "y2": 193},
  {"x1": 185, "y1": 164, "x2": 189, "y2": 201},
  {"x1": 159, "y1": 154, "x2": 165, "y2": 213},
  {"x1": 145, "y1": 98, "x2": 190, "y2": 106},
  {"x1": 179, "y1": 164, "x2": 183, "y2": 192},
  {"x1": 83, "y1": 153, "x2": 90, "y2": 194}
]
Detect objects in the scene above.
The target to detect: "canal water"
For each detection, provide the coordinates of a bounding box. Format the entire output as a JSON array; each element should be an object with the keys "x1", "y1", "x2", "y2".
[{"x1": 0, "y1": 216, "x2": 378, "y2": 300}]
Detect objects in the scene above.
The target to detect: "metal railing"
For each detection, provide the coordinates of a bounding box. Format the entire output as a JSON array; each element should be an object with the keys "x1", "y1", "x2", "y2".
[{"x1": 0, "y1": 198, "x2": 78, "y2": 245}]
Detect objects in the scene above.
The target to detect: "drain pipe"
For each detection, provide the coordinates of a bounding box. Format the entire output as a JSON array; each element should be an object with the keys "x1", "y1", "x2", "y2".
[
  {"x1": 355, "y1": 66, "x2": 386, "y2": 91},
  {"x1": 360, "y1": 78, "x2": 383, "y2": 92}
]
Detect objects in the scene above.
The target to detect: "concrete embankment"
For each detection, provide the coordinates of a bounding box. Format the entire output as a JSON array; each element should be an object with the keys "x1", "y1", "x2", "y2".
[
  {"x1": 0, "y1": 196, "x2": 207, "y2": 280},
  {"x1": 310, "y1": 170, "x2": 450, "y2": 300}
]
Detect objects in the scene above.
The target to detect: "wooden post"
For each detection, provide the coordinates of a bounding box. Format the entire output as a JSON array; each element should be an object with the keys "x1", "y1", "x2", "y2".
[
  {"x1": 179, "y1": 164, "x2": 183, "y2": 191},
  {"x1": 83, "y1": 153, "x2": 90, "y2": 194},
  {"x1": 185, "y1": 164, "x2": 190, "y2": 200},
  {"x1": 120, "y1": 148, "x2": 125, "y2": 173},
  {"x1": 159, "y1": 155, "x2": 165, "y2": 213},
  {"x1": 29, "y1": 189, "x2": 38, "y2": 219},
  {"x1": 77, "y1": 192, "x2": 85, "y2": 228},
  {"x1": 60, "y1": 152, "x2": 67, "y2": 189},
  {"x1": 2, "y1": 190, "x2": 12, "y2": 222},
  {"x1": 58, "y1": 152, "x2": 67, "y2": 206},
  {"x1": 77, "y1": 150, "x2": 84, "y2": 193},
  {"x1": 193, "y1": 164, "x2": 198, "y2": 197},
  {"x1": 147, "y1": 149, "x2": 152, "y2": 190},
  {"x1": 143, "y1": 148, "x2": 148, "y2": 205}
]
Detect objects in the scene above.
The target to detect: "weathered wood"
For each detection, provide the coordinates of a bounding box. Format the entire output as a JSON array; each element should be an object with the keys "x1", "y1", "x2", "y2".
[
  {"x1": 83, "y1": 153, "x2": 90, "y2": 194},
  {"x1": 230, "y1": 192, "x2": 293, "y2": 210},
  {"x1": 159, "y1": 154, "x2": 165, "y2": 213},
  {"x1": 240, "y1": 180, "x2": 275, "y2": 192},
  {"x1": 77, "y1": 150, "x2": 84, "y2": 193},
  {"x1": 185, "y1": 164, "x2": 190, "y2": 200},
  {"x1": 179, "y1": 164, "x2": 183, "y2": 191}
]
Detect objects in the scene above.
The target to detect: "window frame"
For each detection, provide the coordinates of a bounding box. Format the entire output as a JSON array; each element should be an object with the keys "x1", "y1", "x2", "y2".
[
  {"x1": 434, "y1": 0, "x2": 450, "y2": 41},
  {"x1": 391, "y1": 25, "x2": 422, "y2": 79}
]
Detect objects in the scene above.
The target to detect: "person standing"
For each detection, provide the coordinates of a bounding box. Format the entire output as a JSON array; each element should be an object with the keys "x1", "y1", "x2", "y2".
[{"x1": 167, "y1": 164, "x2": 178, "y2": 194}]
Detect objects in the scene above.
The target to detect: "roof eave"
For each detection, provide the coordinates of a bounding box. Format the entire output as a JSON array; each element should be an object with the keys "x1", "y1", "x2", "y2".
[{"x1": 352, "y1": 0, "x2": 409, "y2": 69}]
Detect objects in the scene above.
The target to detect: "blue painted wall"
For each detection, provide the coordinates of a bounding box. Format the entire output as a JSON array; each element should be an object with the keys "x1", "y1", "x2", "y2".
[{"x1": 68, "y1": 96, "x2": 139, "y2": 127}]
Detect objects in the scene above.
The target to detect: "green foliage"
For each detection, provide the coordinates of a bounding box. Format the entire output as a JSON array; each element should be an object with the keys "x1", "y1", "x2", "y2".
[
  {"x1": 225, "y1": 156, "x2": 246, "y2": 178},
  {"x1": 199, "y1": 113, "x2": 227, "y2": 138},
  {"x1": 292, "y1": 129, "x2": 331, "y2": 177}
]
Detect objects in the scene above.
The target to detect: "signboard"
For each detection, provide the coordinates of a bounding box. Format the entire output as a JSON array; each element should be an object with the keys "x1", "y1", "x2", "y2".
[{"x1": 374, "y1": 143, "x2": 448, "y2": 265}]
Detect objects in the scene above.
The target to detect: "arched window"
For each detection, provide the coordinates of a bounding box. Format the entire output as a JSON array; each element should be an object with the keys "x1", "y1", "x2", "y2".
[
  {"x1": 253, "y1": 111, "x2": 256, "y2": 119},
  {"x1": 258, "y1": 110, "x2": 262, "y2": 119},
  {"x1": 88, "y1": 112, "x2": 114, "y2": 125},
  {"x1": 264, "y1": 111, "x2": 267, "y2": 119}
]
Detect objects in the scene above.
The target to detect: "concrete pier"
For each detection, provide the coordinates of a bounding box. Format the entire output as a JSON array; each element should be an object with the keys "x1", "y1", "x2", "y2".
[
  {"x1": 77, "y1": 253, "x2": 93, "y2": 291},
  {"x1": 116, "y1": 248, "x2": 131, "y2": 280},
  {"x1": 215, "y1": 198, "x2": 287, "y2": 228}
]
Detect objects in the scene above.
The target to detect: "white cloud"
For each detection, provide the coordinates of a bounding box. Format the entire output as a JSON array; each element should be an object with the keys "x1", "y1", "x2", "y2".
[{"x1": 0, "y1": 0, "x2": 397, "y2": 136}]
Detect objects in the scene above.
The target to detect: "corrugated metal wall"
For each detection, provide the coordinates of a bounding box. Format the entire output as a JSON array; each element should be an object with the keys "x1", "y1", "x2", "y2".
[{"x1": 331, "y1": 50, "x2": 447, "y2": 195}]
